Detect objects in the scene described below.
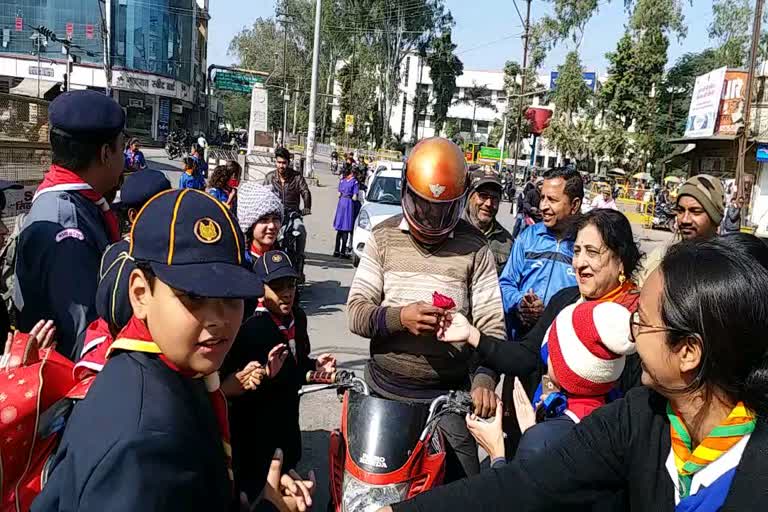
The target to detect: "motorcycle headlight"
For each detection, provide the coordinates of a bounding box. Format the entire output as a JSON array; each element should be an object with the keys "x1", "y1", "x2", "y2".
[
  {"x1": 358, "y1": 210, "x2": 371, "y2": 231},
  {"x1": 341, "y1": 471, "x2": 410, "y2": 512}
]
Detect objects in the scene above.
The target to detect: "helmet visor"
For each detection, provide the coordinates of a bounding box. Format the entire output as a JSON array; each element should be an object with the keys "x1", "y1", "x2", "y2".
[{"x1": 402, "y1": 183, "x2": 465, "y2": 237}]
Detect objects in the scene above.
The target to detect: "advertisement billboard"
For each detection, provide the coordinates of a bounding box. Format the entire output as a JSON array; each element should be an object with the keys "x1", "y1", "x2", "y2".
[
  {"x1": 684, "y1": 66, "x2": 727, "y2": 138},
  {"x1": 716, "y1": 70, "x2": 748, "y2": 136},
  {"x1": 549, "y1": 71, "x2": 597, "y2": 92}
]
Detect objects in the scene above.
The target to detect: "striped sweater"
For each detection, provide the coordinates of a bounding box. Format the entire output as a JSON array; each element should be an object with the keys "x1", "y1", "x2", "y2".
[{"x1": 347, "y1": 215, "x2": 507, "y2": 395}]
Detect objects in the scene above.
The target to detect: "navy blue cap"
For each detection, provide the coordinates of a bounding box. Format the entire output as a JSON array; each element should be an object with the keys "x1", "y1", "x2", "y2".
[
  {"x1": 96, "y1": 240, "x2": 134, "y2": 330},
  {"x1": 254, "y1": 250, "x2": 299, "y2": 283},
  {"x1": 49, "y1": 90, "x2": 125, "y2": 142},
  {"x1": 129, "y1": 189, "x2": 263, "y2": 298},
  {"x1": 118, "y1": 170, "x2": 171, "y2": 210}
]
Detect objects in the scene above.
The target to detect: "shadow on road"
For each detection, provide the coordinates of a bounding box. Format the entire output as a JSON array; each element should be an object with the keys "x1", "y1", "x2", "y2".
[
  {"x1": 301, "y1": 279, "x2": 350, "y2": 317},
  {"x1": 296, "y1": 429, "x2": 332, "y2": 510},
  {"x1": 147, "y1": 161, "x2": 183, "y2": 173},
  {"x1": 305, "y1": 251, "x2": 355, "y2": 270}
]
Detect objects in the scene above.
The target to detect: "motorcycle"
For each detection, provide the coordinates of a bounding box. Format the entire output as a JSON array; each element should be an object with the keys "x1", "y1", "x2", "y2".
[
  {"x1": 652, "y1": 202, "x2": 677, "y2": 232},
  {"x1": 301, "y1": 371, "x2": 477, "y2": 512},
  {"x1": 164, "y1": 130, "x2": 189, "y2": 160},
  {"x1": 278, "y1": 210, "x2": 307, "y2": 285},
  {"x1": 331, "y1": 157, "x2": 340, "y2": 175}
]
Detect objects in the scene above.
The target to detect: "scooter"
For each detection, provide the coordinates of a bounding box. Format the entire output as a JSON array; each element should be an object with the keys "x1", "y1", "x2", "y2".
[
  {"x1": 278, "y1": 210, "x2": 308, "y2": 285},
  {"x1": 301, "y1": 371, "x2": 477, "y2": 512},
  {"x1": 652, "y1": 202, "x2": 677, "y2": 232}
]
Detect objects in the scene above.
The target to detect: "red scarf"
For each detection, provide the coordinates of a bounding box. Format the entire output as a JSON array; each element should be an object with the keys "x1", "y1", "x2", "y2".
[
  {"x1": 565, "y1": 395, "x2": 606, "y2": 421},
  {"x1": 249, "y1": 242, "x2": 272, "y2": 260},
  {"x1": 256, "y1": 300, "x2": 296, "y2": 360},
  {"x1": 36, "y1": 165, "x2": 120, "y2": 242},
  {"x1": 72, "y1": 318, "x2": 113, "y2": 381},
  {"x1": 592, "y1": 281, "x2": 640, "y2": 311},
  {"x1": 107, "y1": 317, "x2": 234, "y2": 487}
]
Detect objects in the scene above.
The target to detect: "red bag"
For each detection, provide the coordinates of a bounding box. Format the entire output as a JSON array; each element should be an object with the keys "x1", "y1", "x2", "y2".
[{"x1": 0, "y1": 332, "x2": 91, "y2": 511}]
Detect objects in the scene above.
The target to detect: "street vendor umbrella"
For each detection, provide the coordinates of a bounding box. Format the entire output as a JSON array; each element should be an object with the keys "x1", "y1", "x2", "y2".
[
  {"x1": 607, "y1": 168, "x2": 626, "y2": 176},
  {"x1": 664, "y1": 176, "x2": 682, "y2": 184},
  {"x1": 632, "y1": 172, "x2": 653, "y2": 181}
]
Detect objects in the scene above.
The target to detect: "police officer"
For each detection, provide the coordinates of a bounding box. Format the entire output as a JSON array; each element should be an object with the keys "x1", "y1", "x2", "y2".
[{"x1": 14, "y1": 90, "x2": 125, "y2": 360}]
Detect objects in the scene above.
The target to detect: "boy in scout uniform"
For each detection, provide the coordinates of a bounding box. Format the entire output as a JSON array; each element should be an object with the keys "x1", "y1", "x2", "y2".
[
  {"x1": 32, "y1": 189, "x2": 313, "y2": 511},
  {"x1": 13, "y1": 90, "x2": 126, "y2": 360}
]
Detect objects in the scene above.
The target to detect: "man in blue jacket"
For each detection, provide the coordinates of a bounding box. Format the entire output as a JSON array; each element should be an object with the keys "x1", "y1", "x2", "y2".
[{"x1": 499, "y1": 167, "x2": 583, "y2": 340}]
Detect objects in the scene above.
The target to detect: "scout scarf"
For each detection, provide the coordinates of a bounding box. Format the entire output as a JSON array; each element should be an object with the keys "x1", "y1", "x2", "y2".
[
  {"x1": 588, "y1": 280, "x2": 639, "y2": 310},
  {"x1": 108, "y1": 317, "x2": 234, "y2": 485},
  {"x1": 249, "y1": 241, "x2": 272, "y2": 260},
  {"x1": 256, "y1": 299, "x2": 297, "y2": 360},
  {"x1": 36, "y1": 165, "x2": 120, "y2": 242},
  {"x1": 667, "y1": 401, "x2": 756, "y2": 499}
]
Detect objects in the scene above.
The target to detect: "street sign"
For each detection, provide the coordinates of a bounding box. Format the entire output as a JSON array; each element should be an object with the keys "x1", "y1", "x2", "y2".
[
  {"x1": 478, "y1": 147, "x2": 502, "y2": 160},
  {"x1": 213, "y1": 69, "x2": 265, "y2": 93},
  {"x1": 345, "y1": 114, "x2": 354, "y2": 134},
  {"x1": 549, "y1": 71, "x2": 597, "y2": 92}
]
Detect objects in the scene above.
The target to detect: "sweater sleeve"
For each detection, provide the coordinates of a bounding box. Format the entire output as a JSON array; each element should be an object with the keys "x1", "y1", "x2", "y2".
[
  {"x1": 391, "y1": 393, "x2": 632, "y2": 512},
  {"x1": 469, "y1": 245, "x2": 507, "y2": 389},
  {"x1": 347, "y1": 232, "x2": 402, "y2": 338}
]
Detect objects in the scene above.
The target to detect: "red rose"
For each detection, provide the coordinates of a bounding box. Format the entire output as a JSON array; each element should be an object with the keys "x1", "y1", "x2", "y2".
[{"x1": 432, "y1": 291, "x2": 456, "y2": 310}]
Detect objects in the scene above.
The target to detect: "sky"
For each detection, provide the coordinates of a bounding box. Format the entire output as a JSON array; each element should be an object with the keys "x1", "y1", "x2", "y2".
[{"x1": 207, "y1": 0, "x2": 716, "y2": 76}]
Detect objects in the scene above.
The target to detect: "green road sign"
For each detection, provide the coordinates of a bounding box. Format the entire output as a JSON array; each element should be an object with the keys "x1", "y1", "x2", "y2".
[
  {"x1": 478, "y1": 147, "x2": 506, "y2": 160},
  {"x1": 213, "y1": 70, "x2": 265, "y2": 93}
]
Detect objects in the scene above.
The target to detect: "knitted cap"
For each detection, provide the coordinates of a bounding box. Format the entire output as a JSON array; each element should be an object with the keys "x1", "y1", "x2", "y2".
[
  {"x1": 546, "y1": 301, "x2": 635, "y2": 397},
  {"x1": 677, "y1": 174, "x2": 725, "y2": 225},
  {"x1": 236, "y1": 182, "x2": 284, "y2": 234}
]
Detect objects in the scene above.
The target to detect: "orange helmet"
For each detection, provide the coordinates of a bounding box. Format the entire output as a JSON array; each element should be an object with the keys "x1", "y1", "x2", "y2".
[{"x1": 402, "y1": 137, "x2": 468, "y2": 244}]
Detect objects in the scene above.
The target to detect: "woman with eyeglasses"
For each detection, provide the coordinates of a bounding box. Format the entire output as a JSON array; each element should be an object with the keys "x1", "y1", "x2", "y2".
[
  {"x1": 386, "y1": 234, "x2": 768, "y2": 512},
  {"x1": 439, "y1": 209, "x2": 643, "y2": 455}
]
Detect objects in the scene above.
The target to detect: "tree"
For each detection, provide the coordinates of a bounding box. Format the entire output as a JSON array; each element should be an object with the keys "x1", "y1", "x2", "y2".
[
  {"x1": 709, "y1": 0, "x2": 752, "y2": 67},
  {"x1": 454, "y1": 83, "x2": 497, "y2": 141},
  {"x1": 427, "y1": 30, "x2": 464, "y2": 134},
  {"x1": 444, "y1": 118, "x2": 460, "y2": 140},
  {"x1": 543, "y1": 51, "x2": 592, "y2": 160},
  {"x1": 220, "y1": 92, "x2": 251, "y2": 130}
]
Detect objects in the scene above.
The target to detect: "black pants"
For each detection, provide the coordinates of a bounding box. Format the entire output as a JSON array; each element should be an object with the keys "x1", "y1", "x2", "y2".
[{"x1": 334, "y1": 231, "x2": 350, "y2": 254}]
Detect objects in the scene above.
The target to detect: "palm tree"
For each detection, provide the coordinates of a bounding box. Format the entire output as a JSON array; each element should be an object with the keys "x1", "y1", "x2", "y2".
[{"x1": 454, "y1": 82, "x2": 497, "y2": 141}]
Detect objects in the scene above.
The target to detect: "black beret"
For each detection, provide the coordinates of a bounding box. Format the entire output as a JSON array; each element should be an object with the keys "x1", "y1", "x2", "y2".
[
  {"x1": 118, "y1": 170, "x2": 171, "y2": 210},
  {"x1": 49, "y1": 90, "x2": 125, "y2": 141}
]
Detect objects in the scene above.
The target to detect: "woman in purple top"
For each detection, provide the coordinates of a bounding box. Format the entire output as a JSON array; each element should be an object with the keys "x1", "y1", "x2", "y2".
[{"x1": 333, "y1": 167, "x2": 359, "y2": 258}]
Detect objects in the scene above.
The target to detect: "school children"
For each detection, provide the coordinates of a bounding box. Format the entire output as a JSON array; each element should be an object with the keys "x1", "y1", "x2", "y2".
[
  {"x1": 179, "y1": 155, "x2": 205, "y2": 190},
  {"x1": 222, "y1": 250, "x2": 335, "y2": 501},
  {"x1": 32, "y1": 189, "x2": 313, "y2": 512}
]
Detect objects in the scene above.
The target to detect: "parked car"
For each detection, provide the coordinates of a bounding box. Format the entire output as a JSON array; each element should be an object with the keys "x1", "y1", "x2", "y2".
[{"x1": 351, "y1": 167, "x2": 403, "y2": 267}]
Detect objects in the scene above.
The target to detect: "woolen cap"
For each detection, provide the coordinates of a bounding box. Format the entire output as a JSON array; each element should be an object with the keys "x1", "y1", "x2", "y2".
[
  {"x1": 236, "y1": 182, "x2": 284, "y2": 234},
  {"x1": 129, "y1": 189, "x2": 263, "y2": 298},
  {"x1": 677, "y1": 174, "x2": 725, "y2": 225}
]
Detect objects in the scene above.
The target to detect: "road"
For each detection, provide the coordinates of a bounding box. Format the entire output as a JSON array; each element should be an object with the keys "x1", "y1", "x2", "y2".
[{"x1": 145, "y1": 148, "x2": 673, "y2": 509}]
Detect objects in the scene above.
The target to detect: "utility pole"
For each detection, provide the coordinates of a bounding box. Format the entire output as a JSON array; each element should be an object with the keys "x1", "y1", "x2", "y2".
[
  {"x1": 735, "y1": 0, "x2": 764, "y2": 201},
  {"x1": 292, "y1": 77, "x2": 300, "y2": 134},
  {"x1": 511, "y1": 0, "x2": 532, "y2": 175},
  {"x1": 277, "y1": 12, "x2": 292, "y2": 146},
  {"x1": 498, "y1": 115, "x2": 508, "y2": 171},
  {"x1": 100, "y1": 0, "x2": 112, "y2": 96},
  {"x1": 304, "y1": 0, "x2": 322, "y2": 178}
]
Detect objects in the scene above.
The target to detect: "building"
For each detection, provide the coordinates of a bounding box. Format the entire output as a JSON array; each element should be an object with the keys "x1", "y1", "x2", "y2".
[{"x1": 0, "y1": 0, "x2": 211, "y2": 143}]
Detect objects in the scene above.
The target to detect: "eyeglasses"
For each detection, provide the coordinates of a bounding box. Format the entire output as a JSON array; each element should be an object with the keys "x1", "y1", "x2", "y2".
[{"x1": 629, "y1": 310, "x2": 689, "y2": 343}]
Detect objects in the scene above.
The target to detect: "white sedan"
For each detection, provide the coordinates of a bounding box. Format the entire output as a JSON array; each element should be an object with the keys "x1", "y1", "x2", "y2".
[{"x1": 352, "y1": 168, "x2": 403, "y2": 267}]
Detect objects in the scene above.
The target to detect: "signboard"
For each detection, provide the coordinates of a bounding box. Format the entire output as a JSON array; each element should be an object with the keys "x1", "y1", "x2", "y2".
[
  {"x1": 65, "y1": 23, "x2": 74, "y2": 40},
  {"x1": 685, "y1": 66, "x2": 727, "y2": 138},
  {"x1": 345, "y1": 114, "x2": 354, "y2": 134},
  {"x1": 549, "y1": 71, "x2": 597, "y2": 92},
  {"x1": 478, "y1": 147, "x2": 503, "y2": 160},
  {"x1": 14, "y1": 17, "x2": 22, "y2": 32},
  {"x1": 757, "y1": 143, "x2": 768, "y2": 163},
  {"x1": 113, "y1": 70, "x2": 193, "y2": 102},
  {"x1": 5, "y1": 186, "x2": 36, "y2": 218},
  {"x1": 28, "y1": 66, "x2": 54, "y2": 77},
  {"x1": 157, "y1": 97, "x2": 170, "y2": 139},
  {"x1": 86, "y1": 24, "x2": 94, "y2": 40},
  {"x1": 525, "y1": 107, "x2": 553, "y2": 135},
  {"x1": 213, "y1": 69, "x2": 265, "y2": 93},
  {"x1": 716, "y1": 70, "x2": 748, "y2": 136}
]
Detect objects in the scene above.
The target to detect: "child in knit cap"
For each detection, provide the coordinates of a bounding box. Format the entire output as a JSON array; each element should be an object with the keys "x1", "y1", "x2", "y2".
[
  {"x1": 460, "y1": 301, "x2": 634, "y2": 465},
  {"x1": 237, "y1": 181, "x2": 284, "y2": 263}
]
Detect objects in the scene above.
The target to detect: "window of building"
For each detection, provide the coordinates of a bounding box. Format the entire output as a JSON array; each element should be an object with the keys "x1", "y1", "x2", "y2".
[
  {"x1": 476, "y1": 121, "x2": 489, "y2": 134},
  {"x1": 460, "y1": 118, "x2": 473, "y2": 132}
]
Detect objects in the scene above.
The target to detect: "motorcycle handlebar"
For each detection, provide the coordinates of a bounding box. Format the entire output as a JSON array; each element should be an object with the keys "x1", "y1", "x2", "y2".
[{"x1": 299, "y1": 370, "x2": 369, "y2": 396}]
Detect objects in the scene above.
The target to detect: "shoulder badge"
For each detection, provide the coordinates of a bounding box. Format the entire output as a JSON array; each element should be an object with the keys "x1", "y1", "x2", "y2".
[
  {"x1": 55, "y1": 228, "x2": 85, "y2": 243},
  {"x1": 194, "y1": 218, "x2": 222, "y2": 244}
]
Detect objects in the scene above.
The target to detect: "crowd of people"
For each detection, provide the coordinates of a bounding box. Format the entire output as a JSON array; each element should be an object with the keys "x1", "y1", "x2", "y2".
[{"x1": 2, "y1": 89, "x2": 768, "y2": 511}]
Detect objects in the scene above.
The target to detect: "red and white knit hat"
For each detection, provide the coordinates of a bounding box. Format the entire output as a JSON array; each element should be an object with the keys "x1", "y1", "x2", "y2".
[{"x1": 546, "y1": 301, "x2": 635, "y2": 396}]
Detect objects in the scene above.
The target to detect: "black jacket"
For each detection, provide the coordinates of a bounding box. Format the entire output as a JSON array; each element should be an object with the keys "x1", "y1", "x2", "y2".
[
  {"x1": 221, "y1": 307, "x2": 315, "y2": 498},
  {"x1": 264, "y1": 169, "x2": 312, "y2": 213},
  {"x1": 722, "y1": 205, "x2": 741, "y2": 233},
  {"x1": 393, "y1": 387, "x2": 768, "y2": 511},
  {"x1": 32, "y1": 351, "x2": 244, "y2": 512}
]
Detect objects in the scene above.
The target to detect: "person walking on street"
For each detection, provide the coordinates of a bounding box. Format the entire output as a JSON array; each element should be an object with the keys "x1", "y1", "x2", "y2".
[
  {"x1": 722, "y1": 196, "x2": 743, "y2": 235},
  {"x1": 190, "y1": 142, "x2": 208, "y2": 179},
  {"x1": 347, "y1": 137, "x2": 506, "y2": 482},
  {"x1": 637, "y1": 174, "x2": 724, "y2": 286},
  {"x1": 512, "y1": 173, "x2": 537, "y2": 237},
  {"x1": 264, "y1": 147, "x2": 312, "y2": 280},
  {"x1": 464, "y1": 168, "x2": 513, "y2": 274},
  {"x1": 333, "y1": 167, "x2": 359, "y2": 258},
  {"x1": 123, "y1": 138, "x2": 147, "y2": 173},
  {"x1": 179, "y1": 156, "x2": 205, "y2": 190},
  {"x1": 13, "y1": 90, "x2": 125, "y2": 360}
]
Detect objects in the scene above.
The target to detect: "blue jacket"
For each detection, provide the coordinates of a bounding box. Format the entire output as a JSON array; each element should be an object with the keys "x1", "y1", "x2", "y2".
[
  {"x1": 179, "y1": 171, "x2": 205, "y2": 190},
  {"x1": 499, "y1": 222, "x2": 577, "y2": 339}
]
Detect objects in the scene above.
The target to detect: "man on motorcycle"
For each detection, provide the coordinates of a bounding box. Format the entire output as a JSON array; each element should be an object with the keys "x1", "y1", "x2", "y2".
[
  {"x1": 347, "y1": 137, "x2": 506, "y2": 482},
  {"x1": 264, "y1": 147, "x2": 312, "y2": 281}
]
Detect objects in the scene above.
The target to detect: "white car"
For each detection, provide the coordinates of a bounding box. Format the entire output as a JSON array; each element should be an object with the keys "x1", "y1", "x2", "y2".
[{"x1": 352, "y1": 167, "x2": 403, "y2": 267}]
